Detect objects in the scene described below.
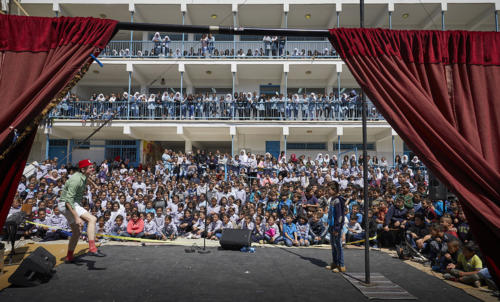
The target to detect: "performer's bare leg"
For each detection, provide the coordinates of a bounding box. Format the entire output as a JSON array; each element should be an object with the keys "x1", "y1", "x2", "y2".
[
  {"x1": 81, "y1": 212, "x2": 97, "y2": 241},
  {"x1": 80, "y1": 212, "x2": 97, "y2": 253},
  {"x1": 68, "y1": 223, "x2": 80, "y2": 252}
]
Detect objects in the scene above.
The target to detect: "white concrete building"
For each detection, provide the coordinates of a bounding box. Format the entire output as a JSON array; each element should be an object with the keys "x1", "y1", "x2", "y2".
[{"x1": 6, "y1": 0, "x2": 498, "y2": 166}]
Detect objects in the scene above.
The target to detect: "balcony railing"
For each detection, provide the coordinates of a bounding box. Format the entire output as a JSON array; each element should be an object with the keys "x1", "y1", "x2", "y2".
[
  {"x1": 50, "y1": 100, "x2": 384, "y2": 121},
  {"x1": 100, "y1": 40, "x2": 338, "y2": 59}
]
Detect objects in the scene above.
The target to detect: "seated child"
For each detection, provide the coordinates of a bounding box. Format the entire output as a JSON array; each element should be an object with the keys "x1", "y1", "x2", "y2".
[
  {"x1": 282, "y1": 215, "x2": 299, "y2": 247},
  {"x1": 108, "y1": 215, "x2": 127, "y2": 238},
  {"x1": 207, "y1": 213, "x2": 222, "y2": 240},
  {"x1": 346, "y1": 216, "x2": 363, "y2": 244},
  {"x1": 144, "y1": 212, "x2": 159, "y2": 239},
  {"x1": 264, "y1": 216, "x2": 280, "y2": 244},
  {"x1": 252, "y1": 216, "x2": 265, "y2": 243},
  {"x1": 444, "y1": 241, "x2": 482, "y2": 287},
  {"x1": 161, "y1": 215, "x2": 177, "y2": 240},
  {"x1": 126, "y1": 212, "x2": 144, "y2": 238},
  {"x1": 309, "y1": 213, "x2": 327, "y2": 245},
  {"x1": 433, "y1": 238, "x2": 460, "y2": 273},
  {"x1": 296, "y1": 216, "x2": 310, "y2": 246}
]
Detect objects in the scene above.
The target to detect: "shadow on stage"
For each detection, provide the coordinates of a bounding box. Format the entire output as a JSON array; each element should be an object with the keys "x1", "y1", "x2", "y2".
[{"x1": 279, "y1": 247, "x2": 328, "y2": 268}]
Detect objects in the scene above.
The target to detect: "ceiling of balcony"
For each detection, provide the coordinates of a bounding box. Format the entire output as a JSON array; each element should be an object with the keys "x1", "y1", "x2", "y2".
[{"x1": 17, "y1": 2, "x2": 497, "y2": 33}]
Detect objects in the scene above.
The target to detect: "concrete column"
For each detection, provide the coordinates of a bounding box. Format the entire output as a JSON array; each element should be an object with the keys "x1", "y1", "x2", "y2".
[
  {"x1": 441, "y1": 2, "x2": 447, "y2": 31},
  {"x1": 337, "y1": 126, "x2": 343, "y2": 159},
  {"x1": 185, "y1": 139, "x2": 192, "y2": 154},
  {"x1": 336, "y1": 3, "x2": 342, "y2": 27},
  {"x1": 282, "y1": 126, "x2": 289, "y2": 158},
  {"x1": 45, "y1": 133, "x2": 50, "y2": 160},
  {"x1": 495, "y1": 10, "x2": 498, "y2": 32}
]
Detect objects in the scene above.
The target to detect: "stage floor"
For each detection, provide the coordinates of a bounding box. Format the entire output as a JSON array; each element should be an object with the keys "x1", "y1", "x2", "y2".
[{"x1": 0, "y1": 245, "x2": 479, "y2": 302}]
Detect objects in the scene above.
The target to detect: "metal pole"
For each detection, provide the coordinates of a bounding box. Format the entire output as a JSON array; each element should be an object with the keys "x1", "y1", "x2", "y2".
[
  {"x1": 284, "y1": 72, "x2": 288, "y2": 96},
  {"x1": 180, "y1": 71, "x2": 184, "y2": 119},
  {"x1": 392, "y1": 134, "x2": 396, "y2": 168},
  {"x1": 128, "y1": 71, "x2": 132, "y2": 120},
  {"x1": 441, "y1": 10, "x2": 445, "y2": 31},
  {"x1": 231, "y1": 135, "x2": 234, "y2": 157},
  {"x1": 337, "y1": 12, "x2": 340, "y2": 28},
  {"x1": 182, "y1": 12, "x2": 185, "y2": 56},
  {"x1": 45, "y1": 133, "x2": 50, "y2": 160},
  {"x1": 232, "y1": 72, "x2": 235, "y2": 97},
  {"x1": 360, "y1": 0, "x2": 370, "y2": 286},
  {"x1": 128, "y1": 11, "x2": 134, "y2": 120},
  {"x1": 389, "y1": 11, "x2": 392, "y2": 29},
  {"x1": 130, "y1": 11, "x2": 134, "y2": 58},
  {"x1": 495, "y1": 10, "x2": 498, "y2": 32},
  {"x1": 284, "y1": 135, "x2": 287, "y2": 160},
  {"x1": 337, "y1": 71, "x2": 341, "y2": 117},
  {"x1": 233, "y1": 12, "x2": 237, "y2": 59},
  {"x1": 116, "y1": 22, "x2": 331, "y2": 37},
  {"x1": 338, "y1": 135, "x2": 341, "y2": 160},
  {"x1": 284, "y1": 11, "x2": 288, "y2": 58}
]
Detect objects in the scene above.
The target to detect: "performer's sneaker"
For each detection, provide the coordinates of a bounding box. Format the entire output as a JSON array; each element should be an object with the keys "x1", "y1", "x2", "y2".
[
  {"x1": 86, "y1": 250, "x2": 106, "y2": 257},
  {"x1": 332, "y1": 267, "x2": 340, "y2": 273},
  {"x1": 325, "y1": 263, "x2": 336, "y2": 270},
  {"x1": 339, "y1": 266, "x2": 346, "y2": 273}
]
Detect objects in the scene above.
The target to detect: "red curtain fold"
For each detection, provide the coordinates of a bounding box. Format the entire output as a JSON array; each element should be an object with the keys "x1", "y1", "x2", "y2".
[
  {"x1": 0, "y1": 15, "x2": 117, "y2": 228},
  {"x1": 329, "y1": 28, "x2": 500, "y2": 285}
]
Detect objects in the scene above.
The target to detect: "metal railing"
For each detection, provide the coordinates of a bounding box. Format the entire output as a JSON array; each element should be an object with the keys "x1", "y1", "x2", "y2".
[
  {"x1": 100, "y1": 40, "x2": 338, "y2": 59},
  {"x1": 50, "y1": 100, "x2": 384, "y2": 121}
]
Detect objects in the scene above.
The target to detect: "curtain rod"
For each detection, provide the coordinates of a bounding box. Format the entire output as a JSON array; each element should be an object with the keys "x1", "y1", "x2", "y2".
[{"x1": 116, "y1": 22, "x2": 331, "y2": 37}]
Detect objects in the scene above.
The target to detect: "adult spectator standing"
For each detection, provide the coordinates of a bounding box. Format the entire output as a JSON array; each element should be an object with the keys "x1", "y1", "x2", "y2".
[
  {"x1": 263, "y1": 36, "x2": 272, "y2": 57},
  {"x1": 59, "y1": 159, "x2": 105, "y2": 261}
]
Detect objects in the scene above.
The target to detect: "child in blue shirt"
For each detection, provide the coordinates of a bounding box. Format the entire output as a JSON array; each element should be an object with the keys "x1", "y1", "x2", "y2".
[
  {"x1": 266, "y1": 193, "x2": 279, "y2": 213},
  {"x1": 282, "y1": 215, "x2": 299, "y2": 247}
]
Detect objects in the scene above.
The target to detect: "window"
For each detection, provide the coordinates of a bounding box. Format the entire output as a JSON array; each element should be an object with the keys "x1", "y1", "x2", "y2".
[
  {"x1": 287, "y1": 142, "x2": 326, "y2": 150},
  {"x1": 260, "y1": 85, "x2": 280, "y2": 96},
  {"x1": 288, "y1": 88, "x2": 326, "y2": 95},
  {"x1": 195, "y1": 88, "x2": 232, "y2": 96},
  {"x1": 73, "y1": 140, "x2": 90, "y2": 149},
  {"x1": 49, "y1": 139, "x2": 67, "y2": 146},
  {"x1": 105, "y1": 140, "x2": 138, "y2": 165},
  {"x1": 337, "y1": 143, "x2": 375, "y2": 151}
]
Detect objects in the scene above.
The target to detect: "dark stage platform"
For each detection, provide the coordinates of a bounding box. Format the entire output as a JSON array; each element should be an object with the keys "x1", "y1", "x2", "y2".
[{"x1": 0, "y1": 246, "x2": 478, "y2": 302}]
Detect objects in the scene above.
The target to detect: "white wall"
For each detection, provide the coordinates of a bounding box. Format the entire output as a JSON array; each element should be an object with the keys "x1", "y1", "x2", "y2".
[
  {"x1": 71, "y1": 140, "x2": 106, "y2": 165},
  {"x1": 28, "y1": 131, "x2": 46, "y2": 163}
]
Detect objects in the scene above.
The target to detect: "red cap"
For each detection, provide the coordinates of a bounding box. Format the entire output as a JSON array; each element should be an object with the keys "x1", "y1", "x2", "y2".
[{"x1": 78, "y1": 159, "x2": 92, "y2": 169}]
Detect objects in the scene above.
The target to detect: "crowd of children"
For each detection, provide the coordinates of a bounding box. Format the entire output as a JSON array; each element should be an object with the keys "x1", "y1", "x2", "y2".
[{"x1": 5, "y1": 149, "x2": 497, "y2": 291}]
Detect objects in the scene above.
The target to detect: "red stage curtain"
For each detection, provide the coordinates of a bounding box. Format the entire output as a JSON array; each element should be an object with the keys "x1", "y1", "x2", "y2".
[
  {"x1": 328, "y1": 28, "x2": 500, "y2": 284},
  {"x1": 0, "y1": 15, "x2": 117, "y2": 228}
]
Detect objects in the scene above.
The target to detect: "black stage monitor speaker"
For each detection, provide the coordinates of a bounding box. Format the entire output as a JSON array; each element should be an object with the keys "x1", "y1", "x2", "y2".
[
  {"x1": 428, "y1": 172, "x2": 455, "y2": 200},
  {"x1": 220, "y1": 229, "x2": 252, "y2": 250},
  {"x1": 8, "y1": 247, "x2": 56, "y2": 287}
]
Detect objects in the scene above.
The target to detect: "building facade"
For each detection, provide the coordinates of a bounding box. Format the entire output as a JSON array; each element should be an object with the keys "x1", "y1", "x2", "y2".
[{"x1": 5, "y1": 0, "x2": 498, "y2": 166}]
